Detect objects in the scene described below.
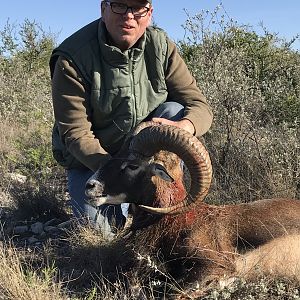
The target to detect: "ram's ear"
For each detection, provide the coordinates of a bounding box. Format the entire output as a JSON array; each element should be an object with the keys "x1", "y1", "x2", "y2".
[{"x1": 150, "y1": 163, "x2": 174, "y2": 182}]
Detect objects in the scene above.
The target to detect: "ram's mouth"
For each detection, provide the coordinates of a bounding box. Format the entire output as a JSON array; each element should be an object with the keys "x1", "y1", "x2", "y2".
[
  {"x1": 86, "y1": 193, "x2": 127, "y2": 207},
  {"x1": 85, "y1": 194, "x2": 107, "y2": 207}
]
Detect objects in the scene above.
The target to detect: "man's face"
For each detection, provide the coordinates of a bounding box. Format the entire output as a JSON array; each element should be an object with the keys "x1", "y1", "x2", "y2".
[{"x1": 101, "y1": 0, "x2": 153, "y2": 51}]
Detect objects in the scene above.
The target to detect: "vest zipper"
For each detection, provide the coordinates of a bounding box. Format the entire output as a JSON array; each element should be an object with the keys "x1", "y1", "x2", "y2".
[{"x1": 129, "y1": 51, "x2": 136, "y2": 130}]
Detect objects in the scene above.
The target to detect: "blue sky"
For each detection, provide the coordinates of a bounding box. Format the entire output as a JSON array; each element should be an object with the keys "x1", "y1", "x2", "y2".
[{"x1": 1, "y1": 1, "x2": 300, "y2": 50}]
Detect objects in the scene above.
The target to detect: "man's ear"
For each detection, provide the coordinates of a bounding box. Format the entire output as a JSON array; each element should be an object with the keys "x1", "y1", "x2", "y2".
[
  {"x1": 150, "y1": 163, "x2": 174, "y2": 182},
  {"x1": 101, "y1": 1, "x2": 106, "y2": 18},
  {"x1": 146, "y1": 7, "x2": 154, "y2": 27}
]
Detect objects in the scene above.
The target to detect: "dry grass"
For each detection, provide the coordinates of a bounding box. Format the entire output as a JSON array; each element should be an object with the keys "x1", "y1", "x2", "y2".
[
  {"x1": 0, "y1": 193, "x2": 300, "y2": 299},
  {"x1": 0, "y1": 119, "x2": 19, "y2": 155},
  {"x1": 0, "y1": 241, "x2": 69, "y2": 300}
]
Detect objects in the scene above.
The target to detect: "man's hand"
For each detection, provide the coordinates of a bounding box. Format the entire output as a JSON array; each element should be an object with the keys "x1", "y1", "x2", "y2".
[{"x1": 151, "y1": 117, "x2": 195, "y2": 135}]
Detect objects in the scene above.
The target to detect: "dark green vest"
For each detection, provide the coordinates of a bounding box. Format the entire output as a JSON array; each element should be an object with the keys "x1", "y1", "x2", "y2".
[{"x1": 50, "y1": 19, "x2": 169, "y2": 168}]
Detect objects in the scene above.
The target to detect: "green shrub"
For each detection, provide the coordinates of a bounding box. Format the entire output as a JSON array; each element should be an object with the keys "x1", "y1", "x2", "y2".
[
  {"x1": 179, "y1": 5, "x2": 300, "y2": 202},
  {"x1": 0, "y1": 19, "x2": 59, "y2": 182}
]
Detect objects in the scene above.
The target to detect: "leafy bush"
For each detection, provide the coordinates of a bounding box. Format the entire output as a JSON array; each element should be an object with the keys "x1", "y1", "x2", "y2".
[
  {"x1": 0, "y1": 19, "x2": 57, "y2": 182},
  {"x1": 179, "y1": 5, "x2": 300, "y2": 202}
]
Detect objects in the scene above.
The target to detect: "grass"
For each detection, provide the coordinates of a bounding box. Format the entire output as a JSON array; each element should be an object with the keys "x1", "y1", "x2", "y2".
[{"x1": 0, "y1": 241, "x2": 68, "y2": 300}]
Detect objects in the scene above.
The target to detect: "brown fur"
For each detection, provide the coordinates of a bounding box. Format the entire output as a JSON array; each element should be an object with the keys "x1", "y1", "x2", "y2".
[
  {"x1": 130, "y1": 198, "x2": 300, "y2": 283},
  {"x1": 151, "y1": 151, "x2": 187, "y2": 207},
  {"x1": 235, "y1": 234, "x2": 300, "y2": 281},
  {"x1": 127, "y1": 152, "x2": 300, "y2": 283}
]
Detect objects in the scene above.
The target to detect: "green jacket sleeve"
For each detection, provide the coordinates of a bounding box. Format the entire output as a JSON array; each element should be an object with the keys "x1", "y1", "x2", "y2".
[{"x1": 52, "y1": 56, "x2": 111, "y2": 172}]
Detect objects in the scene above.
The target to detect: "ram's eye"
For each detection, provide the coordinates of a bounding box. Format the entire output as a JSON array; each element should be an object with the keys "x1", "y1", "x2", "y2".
[
  {"x1": 120, "y1": 162, "x2": 140, "y2": 171},
  {"x1": 126, "y1": 164, "x2": 140, "y2": 171}
]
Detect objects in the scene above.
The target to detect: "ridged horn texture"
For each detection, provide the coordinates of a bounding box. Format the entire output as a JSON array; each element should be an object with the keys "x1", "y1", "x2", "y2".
[
  {"x1": 132, "y1": 120, "x2": 159, "y2": 136},
  {"x1": 129, "y1": 125, "x2": 212, "y2": 214},
  {"x1": 117, "y1": 121, "x2": 159, "y2": 158}
]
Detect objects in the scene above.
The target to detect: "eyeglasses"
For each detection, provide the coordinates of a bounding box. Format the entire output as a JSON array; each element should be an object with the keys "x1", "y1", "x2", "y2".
[{"x1": 105, "y1": 1, "x2": 150, "y2": 17}]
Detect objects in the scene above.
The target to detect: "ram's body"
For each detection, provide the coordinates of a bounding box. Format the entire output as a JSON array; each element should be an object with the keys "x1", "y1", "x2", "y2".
[
  {"x1": 85, "y1": 124, "x2": 300, "y2": 283},
  {"x1": 129, "y1": 198, "x2": 300, "y2": 282}
]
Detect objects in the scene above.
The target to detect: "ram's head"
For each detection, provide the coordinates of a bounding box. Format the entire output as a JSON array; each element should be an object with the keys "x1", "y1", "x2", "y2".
[{"x1": 85, "y1": 122, "x2": 212, "y2": 214}]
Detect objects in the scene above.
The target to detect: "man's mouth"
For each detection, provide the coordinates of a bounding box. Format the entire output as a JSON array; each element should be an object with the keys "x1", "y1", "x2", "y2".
[{"x1": 122, "y1": 24, "x2": 134, "y2": 30}]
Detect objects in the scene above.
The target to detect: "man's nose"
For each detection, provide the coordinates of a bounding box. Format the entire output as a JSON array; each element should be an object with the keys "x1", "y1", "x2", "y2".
[{"x1": 123, "y1": 7, "x2": 135, "y2": 18}]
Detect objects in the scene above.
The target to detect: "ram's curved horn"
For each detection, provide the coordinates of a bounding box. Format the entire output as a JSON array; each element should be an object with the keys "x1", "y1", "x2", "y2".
[
  {"x1": 129, "y1": 125, "x2": 212, "y2": 214},
  {"x1": 131, "y1": 121, "x2": 159, "y2": 136},
  {"x1": 116, "y1": 121, "x2": 159, "y2": 158}
]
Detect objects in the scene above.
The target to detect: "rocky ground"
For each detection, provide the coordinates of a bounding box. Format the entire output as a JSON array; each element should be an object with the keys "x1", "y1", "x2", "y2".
[{"x1": 0, "y1": 171, "x2": 73, "y2": 249}]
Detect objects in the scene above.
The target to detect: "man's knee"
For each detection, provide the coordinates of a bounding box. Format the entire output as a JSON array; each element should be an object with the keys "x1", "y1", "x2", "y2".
[{"x1": 151, "y1": 101, "x2": 184, "y2": 121}]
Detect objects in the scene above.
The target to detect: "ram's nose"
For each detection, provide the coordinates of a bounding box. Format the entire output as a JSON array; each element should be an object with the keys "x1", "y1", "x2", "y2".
[{"x1": 85, "y1": 179, "x2": 104, "y2": 197}]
